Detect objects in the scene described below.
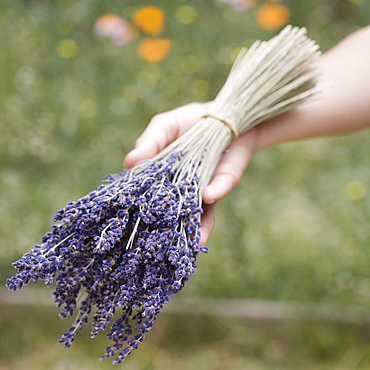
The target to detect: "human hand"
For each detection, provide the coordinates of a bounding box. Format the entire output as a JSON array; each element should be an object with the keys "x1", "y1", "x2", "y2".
[
  {"x1": 124, "y1": 26, "x2": 370, "y2": 243},
  {"x1": 124, "y1": 102, "x2": 261, "y2": 244}
]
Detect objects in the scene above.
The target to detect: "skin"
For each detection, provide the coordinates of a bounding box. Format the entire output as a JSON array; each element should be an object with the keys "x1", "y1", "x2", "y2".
[{"x1": 124, "y1": 26, "x2": 370, "y2": 244}]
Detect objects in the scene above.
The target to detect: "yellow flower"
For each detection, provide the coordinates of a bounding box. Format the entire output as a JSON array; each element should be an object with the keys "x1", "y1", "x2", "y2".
[
  {"x1": 256, "y1": 4, "x2": 290, "y2": 31},
  {"x1": 345, "y1": 181, "x2": 366, "y2": 201},
  {"x1": 137, "y1": 37, "x2": 172, "y2": 63},
  {"x1": 133, "y1": 7, "x2": 165, "y2": 35},
  {"x1": 56, "y1": 39, "x2": 79, "y2": 59},
  {"x1": 175, "y1": 6, "x2": 198, "y2": 24}
]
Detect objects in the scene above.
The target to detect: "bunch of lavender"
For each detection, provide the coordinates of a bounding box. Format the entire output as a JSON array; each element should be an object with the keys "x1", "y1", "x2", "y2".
[{"x1": 6, "y1": 26, "x2": 321, "y2": 364}]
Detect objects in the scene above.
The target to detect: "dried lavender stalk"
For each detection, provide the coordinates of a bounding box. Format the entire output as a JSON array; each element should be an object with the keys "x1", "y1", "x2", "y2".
[
  {"x1": 6, "y1": 25, "x2": 321, "y2": 364},
  {"x1": 139, "y1": 25, "x2": 321, "y2": 190}
]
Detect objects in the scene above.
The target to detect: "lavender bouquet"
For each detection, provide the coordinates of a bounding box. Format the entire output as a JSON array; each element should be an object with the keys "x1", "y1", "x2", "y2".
[{"x1": 6, "y1": 26, "x2": 320, "y2": 364}]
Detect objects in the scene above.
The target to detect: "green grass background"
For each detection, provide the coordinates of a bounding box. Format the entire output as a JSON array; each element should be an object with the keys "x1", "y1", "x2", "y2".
[{"x1": 1, "y1": 0, "x2": 370, "y2": 369}]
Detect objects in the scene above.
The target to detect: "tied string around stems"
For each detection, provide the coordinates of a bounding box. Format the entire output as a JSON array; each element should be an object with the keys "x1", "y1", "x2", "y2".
[{"x1": 201, "y1": 113, "x2": 239, "y2": 144}]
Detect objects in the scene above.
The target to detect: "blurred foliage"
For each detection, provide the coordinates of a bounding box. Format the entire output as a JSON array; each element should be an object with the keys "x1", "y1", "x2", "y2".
[
  {"x1": 1, "y1": 0, "x2": 370, "y2": 368},
  {"x1": 1, "y1": 303, "x2": 370, "y2": 369}
]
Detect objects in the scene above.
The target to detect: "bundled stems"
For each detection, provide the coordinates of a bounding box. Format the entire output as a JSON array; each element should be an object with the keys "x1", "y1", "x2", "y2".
[{"x1": 135, "y1": 25, "x2": 320, "y2": 190}]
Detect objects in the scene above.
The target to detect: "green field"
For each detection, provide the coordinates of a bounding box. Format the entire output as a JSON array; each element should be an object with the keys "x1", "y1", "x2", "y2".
[{"x1": 1, "y1": 1, "x2": 370, "y2": 369}]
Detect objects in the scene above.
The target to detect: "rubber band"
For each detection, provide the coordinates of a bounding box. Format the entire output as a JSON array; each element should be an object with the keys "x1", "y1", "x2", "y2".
[{"x1": 201, "y1": 113, "x2": 238, "y2": 142}]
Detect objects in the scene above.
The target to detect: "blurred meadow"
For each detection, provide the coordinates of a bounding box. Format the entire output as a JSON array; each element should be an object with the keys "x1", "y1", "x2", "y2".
[{"x1": 1, "y1": 0, "x2": 370, "y2": 369}]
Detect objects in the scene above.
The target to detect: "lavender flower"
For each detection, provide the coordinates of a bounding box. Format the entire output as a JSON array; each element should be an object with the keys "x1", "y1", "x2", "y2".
[{"x1": 7, "y1": 152, "x2": 207, "y2": 364}]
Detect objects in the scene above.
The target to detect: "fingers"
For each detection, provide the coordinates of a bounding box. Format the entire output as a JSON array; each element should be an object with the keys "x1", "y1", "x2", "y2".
[
  {"x1": 199, "y1": 129, "x2": 261, "y2": 243},
  {"x1": 124, "y1": 102, "x2": 212, "y2": 168},
  {"x1": 124, "y1": 111, "x2": 180, "y2": 168},
  {"x1": 202, "y1": 128, "x2": 259, "y2": 204},
  {"x1": 200, "y1": 204, "x2": 215, "y2": 245}
]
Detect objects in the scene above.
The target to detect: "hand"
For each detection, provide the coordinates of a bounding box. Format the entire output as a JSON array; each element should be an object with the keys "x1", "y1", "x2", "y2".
[
  {"x1": 124, "y1": 101, "x2": 261, "y2": 244},
  {"x1": 124, "y1": 26, "x2": 370, "y2": 244}
]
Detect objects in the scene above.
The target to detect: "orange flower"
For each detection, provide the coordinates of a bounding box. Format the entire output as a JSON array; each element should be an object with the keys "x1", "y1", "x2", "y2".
[
  {"x1": 133, "y1": 7, "x2": 165, "y2": 35},
  {"x1": 256, "y1": 4, "x2": 290, "y2": 31},
  {"x1": 137, "y1": 37, "x2": 172, "y2": 63}
]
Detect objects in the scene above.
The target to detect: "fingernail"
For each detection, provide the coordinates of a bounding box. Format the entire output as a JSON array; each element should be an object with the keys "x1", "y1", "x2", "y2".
[
  {"x1": 130, "y1": 147, "x2": 141, "y2": 154},
  {"x1": 129, "y1": 147, "x2": 144, "y2": 160},
  {"x1": 203, "y1": 186, "x2": 215, "y2": 204}
]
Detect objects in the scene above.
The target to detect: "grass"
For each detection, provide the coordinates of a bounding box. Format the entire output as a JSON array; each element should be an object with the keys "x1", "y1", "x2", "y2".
[{"x1": 1, "y1": 0, "x2": 370, "y2": 368}]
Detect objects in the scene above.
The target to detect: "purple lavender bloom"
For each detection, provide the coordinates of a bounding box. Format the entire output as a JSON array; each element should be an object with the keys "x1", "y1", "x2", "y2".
[{"x1": 6, "y1": 152, "x2": 206, "y2": 364}]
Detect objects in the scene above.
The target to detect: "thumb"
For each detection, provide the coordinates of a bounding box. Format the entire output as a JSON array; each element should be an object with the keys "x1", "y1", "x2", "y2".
[
  {"x1": 124, "y1": 140, "x2": 158, "y2": 169},
  {"x1": 202, "y1": 130, "x2": 258, "y2": 203}
]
